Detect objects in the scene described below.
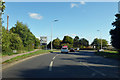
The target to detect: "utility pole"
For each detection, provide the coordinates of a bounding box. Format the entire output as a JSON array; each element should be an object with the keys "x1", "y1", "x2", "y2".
[
  {"x1": 97, "y1": 30, "x2": 102, "y2": 50},
  {"x1": 7, "y1": 15, "x2": 9, "y2": 32},
  {"x1": 51, "y1": 22, "x2": 53, "y2": 51},
  {"x1": 51, "y1": 19, "x2": 59, "y2": 51}
]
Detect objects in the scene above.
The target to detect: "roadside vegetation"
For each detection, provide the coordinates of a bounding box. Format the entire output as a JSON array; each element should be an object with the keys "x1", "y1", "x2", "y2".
[
  {"x1": 2, "y1": 50, "x2": 50, "y2": 64},
  {"x1": 47, "y1": 35, "x2": 109, "y2": 51},
  {"x1": 110, "y1": 14, "x2": 120, "y2": 54},
  {"x1": 2, "y1": 22, "x2": 40, "y2": 56},
  {"x1": 95, "y1": 50, "x2": 120, "y2": 60}
]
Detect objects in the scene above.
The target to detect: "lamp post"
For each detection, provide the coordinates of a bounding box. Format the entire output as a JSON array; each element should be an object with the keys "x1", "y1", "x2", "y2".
[
  {"x1": 97, "y1": 30, "x2": 102, "y2": 50},
  {"x1": 51, "y1": 19, "x2": 59, "y2": 51}
]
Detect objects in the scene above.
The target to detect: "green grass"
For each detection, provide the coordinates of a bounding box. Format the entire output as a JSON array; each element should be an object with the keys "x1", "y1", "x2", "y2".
[
  {"x1": 2, "y1": 50, "x2": 50, "y2": 64},
  {"x1": 2, "y1": 49, "x2": 35, "y2": 56},
  {"x1": 103, "y1": 50, "x2": 118, "y2": 53},
  {"x1": 95, "y1": 50, "x2": 120, "y2": 60}
]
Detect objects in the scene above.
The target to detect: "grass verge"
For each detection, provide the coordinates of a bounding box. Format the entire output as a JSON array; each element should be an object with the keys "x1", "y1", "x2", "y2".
[
  {"x1": 2, "y1": 49, "x2": 35, "y2": 56},
  {"x1": 2, "y1": 50, "x2": 50, "y2": 64},
  {"x1": 95, "y1": 50, "x2": 120, "y2": 60}
]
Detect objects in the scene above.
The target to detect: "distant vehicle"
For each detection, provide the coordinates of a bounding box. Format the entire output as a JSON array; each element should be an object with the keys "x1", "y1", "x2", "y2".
[
  {"x1": 76, "y1": 48, "x2": 79, "y2": 52},
  {"x1": 70, "y1": 48, "x2": 75, "y2": 52},
  {"x1": 99, "y1": 49, "x2": 104, "y2": 52},
  {"x1": 61, "y1": 46, "x2": 68, "y2": 53}
]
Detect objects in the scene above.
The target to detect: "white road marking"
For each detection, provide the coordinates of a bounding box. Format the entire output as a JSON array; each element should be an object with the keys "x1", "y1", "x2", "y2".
[
  {"x1": 80, "y1": 61, "x2": 106, "y2": 77},
  {"x1": 52, "y1": 56, "x2": 56, "y2": 60},
  {"x1": 49, "y1": 61, "x2": 53, "y2": 71},
  {"x1": 49, "y1": 54, "x2": 59, "y2": 71}
]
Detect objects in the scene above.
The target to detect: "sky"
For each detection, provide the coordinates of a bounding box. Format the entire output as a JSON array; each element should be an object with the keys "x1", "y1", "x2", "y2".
[
  {"x1": 3, "y1": 0, "x2": 120, "y2": 2},
  {"x1": 2, "y1": 2, "x2": 118, "y2": 44}
]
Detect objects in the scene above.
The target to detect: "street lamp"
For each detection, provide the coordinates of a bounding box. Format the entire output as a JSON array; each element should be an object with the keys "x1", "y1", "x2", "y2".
[
  {"x1": 97, "y1": 30, "x2": 102, "y2": 50},
  {"x1": 51, "y1": 19, "x2": 59, "y2": 51}
]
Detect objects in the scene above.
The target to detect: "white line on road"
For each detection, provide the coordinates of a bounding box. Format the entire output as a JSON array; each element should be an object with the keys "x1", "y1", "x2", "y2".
[
  {"x1": 49, "y1": 54, "x2": 59, "y2": 71},
  {"x1": 49, "y1": 61, "x2": 53, "y2": 71},
  {"x1": 52, "y1": 56, "x2": 56, "y2": 60}
]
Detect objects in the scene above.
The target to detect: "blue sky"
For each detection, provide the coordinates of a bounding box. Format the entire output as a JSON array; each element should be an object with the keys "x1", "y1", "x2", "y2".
[{"x1": 2, "y1": 2, "x2": 118, "y2": 44}]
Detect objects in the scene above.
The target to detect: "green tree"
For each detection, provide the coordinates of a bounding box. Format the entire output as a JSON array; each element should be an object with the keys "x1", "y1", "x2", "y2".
[
  {"x1": 2, "y1": 26, "x2": 24, "y2": 53},
  {"x1": 62, "y1": 36, "x2": 73, "y2": 44},
  {"x1": 79, "y1": 38, "x2": 89, "y2": 48},
  {"x1": 10, "y1": 21, "x2": 36, "y2": 50},
  {"x1": 0, "y1": 1, "x2": 5, "y2": 13},
  {"x1": 9, "y1": 32, "x2": 23, "y2": 50},
  {"x1": 2, "y1": 27, "x2": 12, "y2": 53},
  {"x1": 91, "y1": 38, "x2": 108, "y2": 49},
  {"x1": 53, "y1": 38, "x2": 61, "y2": 49},
  {"x1": 61, "y1": 36, "x2": 73, "y2": 49},
  {"x1": 91, "y1": 38, "x2": 100, "y2": 49},
  {"x1": 0, "y1": 1, "x2": 5, "y2": 49},
  {"x1": 61, "y1": 43, "x2": 73, "y2": 49},
  {"x1": 34, "y1": 38, "x2": 40, "y2": 49},
  {"x1": 110, "y1": 14, "x2": 120, "y2": 53},
  {"x1": 73, "y1": 36, "x2": 79, "y2": 48}
]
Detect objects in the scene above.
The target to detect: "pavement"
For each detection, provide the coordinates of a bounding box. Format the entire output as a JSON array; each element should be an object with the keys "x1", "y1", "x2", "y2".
[
  {"x1": 2, "y1": 51, "x2": 120, "y2": 78},
  {"x1": 2, "y1": 49, "x2": 39, "y2": 62}
]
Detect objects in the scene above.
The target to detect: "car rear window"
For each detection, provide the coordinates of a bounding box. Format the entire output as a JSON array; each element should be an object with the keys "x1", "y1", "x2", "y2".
[{"x1": 62, "y1": 48, "x2": 67, "y2": 49}]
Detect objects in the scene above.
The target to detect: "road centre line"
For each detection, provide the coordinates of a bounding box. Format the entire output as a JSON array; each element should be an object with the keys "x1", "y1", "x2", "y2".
[
  {"x1": 79, "y1": 61, "x2": 106, "y2": 77},
  {"x1": 49, "y1": 61, "x2": 53, "y2": 71},
  {"x1": 49, "y1": 54, "x2": 58, "y2": 71}
]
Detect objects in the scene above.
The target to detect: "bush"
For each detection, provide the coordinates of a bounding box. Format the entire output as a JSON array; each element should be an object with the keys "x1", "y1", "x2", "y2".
[{"x1": 80, "y1": 48, "x2": 95, "y2": 50}]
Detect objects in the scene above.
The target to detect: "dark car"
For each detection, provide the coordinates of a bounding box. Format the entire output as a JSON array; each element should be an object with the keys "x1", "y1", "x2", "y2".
[{"x1": 70, "y1": 48, "x2": 75, "y2": 52}]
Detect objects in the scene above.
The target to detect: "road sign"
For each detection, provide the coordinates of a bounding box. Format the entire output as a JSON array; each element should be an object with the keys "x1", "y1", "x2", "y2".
[{"x1": 40, "y1": 36, "x2": 47, "y2": 44}]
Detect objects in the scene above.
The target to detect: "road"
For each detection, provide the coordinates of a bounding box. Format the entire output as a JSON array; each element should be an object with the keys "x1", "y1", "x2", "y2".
[{"x1": 2, "y1": 51, "x2": 120, "y2": 78}]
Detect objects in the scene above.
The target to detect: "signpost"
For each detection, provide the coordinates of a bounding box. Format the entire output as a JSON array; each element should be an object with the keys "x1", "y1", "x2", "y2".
[{"x1": 40, "y1": 36, "x2": 47, "y2": 50}]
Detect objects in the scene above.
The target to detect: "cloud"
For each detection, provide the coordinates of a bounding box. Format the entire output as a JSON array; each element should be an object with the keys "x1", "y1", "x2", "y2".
[
  {"x1": 71, "y1": 3, "x2": 79, "y2": 8},
  {"x1": 29, "y1": 13, "x2": 43, "y2": 20},
  {"x1": 71, "y1": 1, "x2": 85, "y2": 8},
  {"x1": 80, "y1": 1, "x2": 85, "y2": 5}
]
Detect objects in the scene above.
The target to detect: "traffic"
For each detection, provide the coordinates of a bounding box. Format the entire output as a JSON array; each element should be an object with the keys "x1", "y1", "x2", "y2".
[{"x1": 61, "y1": 46, "x2": 79, "y2": 53}]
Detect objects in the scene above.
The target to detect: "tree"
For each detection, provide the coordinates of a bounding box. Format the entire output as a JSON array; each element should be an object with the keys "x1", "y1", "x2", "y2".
[
  {"x1": 61, "y1": 36, "x2": 73, "y2": 49},
  {"x1": 73, "y1": 36, "x2": 79, "y2": 48},
  {"x1": 53, "y1": 38, "x2": 61, "y2": 49},
  {"x1": 110, "y1": 14, "x2": 120, "y2": 53},
  {"x1": 79, "y1": 38, "x2": 89, "y2": 48},
  {"x1": 61, "y1": 43, "x2": 73, "y2": 49},
  {"x1": 2, "y1": 27, "x2": 12, "y2": 53},
  {"x1": 34, "y1": 38, "x2": 40, "y2": 49},
  {"x1": 0, "y1": 1, "x2": 5, "y2": 49},
  {"x1": 0, "y1": 1, "x2": 5, "y2": 13},
  {"x1": 47, "y1": 41, "x2": 51, "y2": 49},
  {"x1": 10, "y1": 21, "x2": 36, "y2": 50},
  {"x1": 62, "y1": 36, "x2": 73, "y2": 44},
  {"x1": 91, "y1": 38, "x2": 108, "y2": 49},
  {"x1": 9, "y1": 32, "x2": 23, "y2": 50}
]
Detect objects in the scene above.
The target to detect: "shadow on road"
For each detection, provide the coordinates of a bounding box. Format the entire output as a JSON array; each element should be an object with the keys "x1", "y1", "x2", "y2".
[
  {"x1": 2, "y1": 51, "x2": 120, "y2": 79},
  {"x1": 16, "y1": 51, "x2": 119, "y2": 78},
  {"x1": 17, "y1": 64, "x2": 119, "y2": 78}
]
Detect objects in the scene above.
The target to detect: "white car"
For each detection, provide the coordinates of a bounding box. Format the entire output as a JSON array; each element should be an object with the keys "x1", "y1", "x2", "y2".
[
  {"x1": 99, "y1": 49, "x2": 104, "y2": 52},
  {"x1": 61, "y1": 47, "x2": 68, "y2": 53}
]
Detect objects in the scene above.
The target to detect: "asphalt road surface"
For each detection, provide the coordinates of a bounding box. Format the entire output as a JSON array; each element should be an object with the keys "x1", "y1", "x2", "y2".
[{"x1": 2, "y1": 51, "x2": 120, "y2": 78}]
